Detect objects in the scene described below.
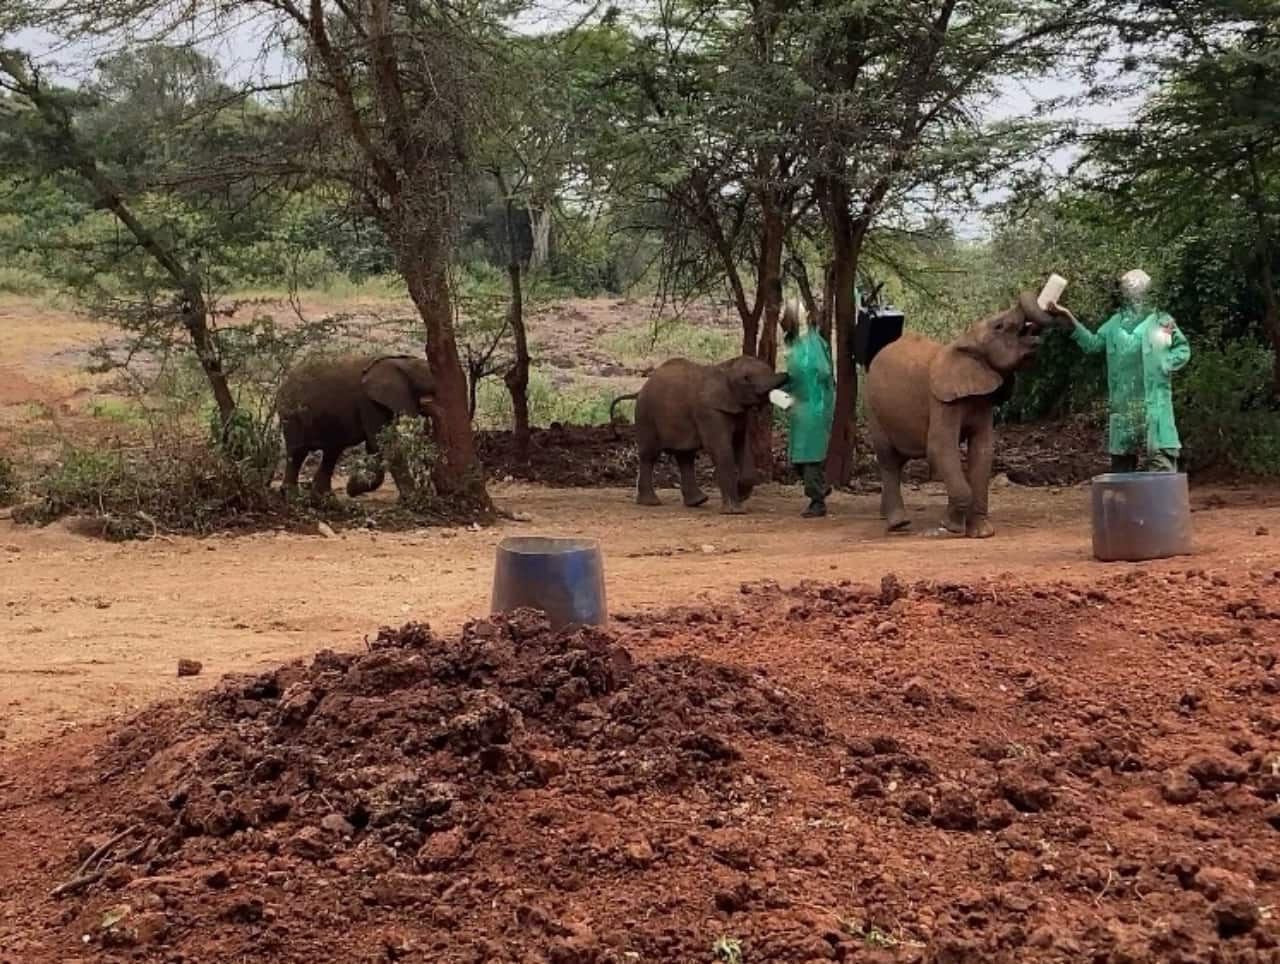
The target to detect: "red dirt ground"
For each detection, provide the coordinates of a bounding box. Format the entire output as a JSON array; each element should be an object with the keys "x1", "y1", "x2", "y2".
[{"x1": 2, "y1": 567, "x2": 1278, "y2": 962}]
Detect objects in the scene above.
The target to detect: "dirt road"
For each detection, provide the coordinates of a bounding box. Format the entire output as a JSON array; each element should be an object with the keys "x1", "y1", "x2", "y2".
[{"x1": 2, "y1": 481, "x2": 1276, "y2": 746}]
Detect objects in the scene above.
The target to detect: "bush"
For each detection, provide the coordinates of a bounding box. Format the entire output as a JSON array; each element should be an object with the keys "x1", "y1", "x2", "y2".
[
  {"x1": 1175, "y1": 340, "x2": 1280, "y2": 475},
  {"x1": 0, "y1": 264, "x2": 51, "y2": 296},
  {"x1": 26, "y1": 435, "x2": 278, "y2": 539},
  {"x1": 602, "y1": 320, "x2": 737, "y2": 368},
  {"x1": 473, "y1": 369, "x2": 618, "y2": 430},
  {"x1": 0, "y1": 452, "x2": 17, "y2": 506}
]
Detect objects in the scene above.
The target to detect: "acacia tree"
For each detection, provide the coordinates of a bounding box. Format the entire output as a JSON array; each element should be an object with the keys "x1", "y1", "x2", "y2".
[
  {"x1": 24, "y1": 0, "x2": 504, "y2": 497},
  {"x1": 0, "y1": 48, "x2": 239, "y2": 423},
  {"x1": 1089, "y1": 0, "x2": 1280, "y2": 390},
  {"x1": 796, "y1": 0, "x2": 1116, "y2": 483}
]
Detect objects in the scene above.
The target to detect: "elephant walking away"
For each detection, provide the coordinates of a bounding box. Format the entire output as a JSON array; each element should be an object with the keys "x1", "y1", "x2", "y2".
[
  {"x1": 865, "y1": 293, "x2": 1068, "y2": 538},
  {"x1": 610, "y1": 355, "x2": 787, "y2": 514},
  {"x1": 278, "y1": 354, "x2": 438, "y2": 500}
]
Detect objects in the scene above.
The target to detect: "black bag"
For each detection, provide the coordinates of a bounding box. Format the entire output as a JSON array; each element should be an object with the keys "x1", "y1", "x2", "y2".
[{"x1": 853, "y1": 306, "x2": 905, "y2": 369}]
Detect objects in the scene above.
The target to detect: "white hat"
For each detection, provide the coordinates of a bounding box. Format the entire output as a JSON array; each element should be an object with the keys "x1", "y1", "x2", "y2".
[{"x1": 1119, "y1": 269, "x2": 1151, "y2": 300}]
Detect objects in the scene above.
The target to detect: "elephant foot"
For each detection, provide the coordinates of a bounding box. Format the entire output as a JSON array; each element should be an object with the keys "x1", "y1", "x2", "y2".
[
  {"x1": 885, "y1": 511, "x2": 910, "y2": 531},
  {"x1": 966, "y1": 517, "x2": 995, "y2": 539},
  {"x1": 719, "y1": 502, "x2": 747, "y2": 515},
  {"x1": 637, "y1": 491, "x2": 662, "y2": 507},
  {"x1": 737, "y1": 484, "x2": 755, "y2": 502},
  {"x1": 682, "y1": 491, "x2": 709, "y2": 508}
]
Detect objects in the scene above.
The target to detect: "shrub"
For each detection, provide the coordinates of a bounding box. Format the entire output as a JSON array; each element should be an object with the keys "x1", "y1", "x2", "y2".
[
  {"x1": 473, "y1": 369, "x2": 618, "y2": 429},
  {"x1": 0, "y1": 452, "x2": 17, "y2": 506},
  {"x1": 25, "y1": 435, "x2": 278, "y2": 539},
  {"x1": 1175, "y1": 340, "x2": 1280, "y2": 475},
  {"x1": 602, "y1": 320, "x2": 737, "y2": 369}
]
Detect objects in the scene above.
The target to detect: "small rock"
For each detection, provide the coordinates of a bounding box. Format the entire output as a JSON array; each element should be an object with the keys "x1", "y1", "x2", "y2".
[
  {"x1": 1214, "y1": 897, "x2": 1260, "y2": 938},
  {"x1": 317, "y1": 521, "x2": 338, "y2": 539},
  {"x1": 932, "y1": 785, "x2": 978, "y2": 831},
  {"x1": 851, "y1": 775, "x2": 884, "y2": 799},
  {"x1": 320, "y1": 813, "x2": 355, "y2": 837},
  {"x1": 102, "y1": 864, "x2": 135, "y2": 891},
  {"x1": 418, "y1": 828, "x2": 467, "y2": 870},
  {"x1": 902, "y1": 676, "x2": 932, "y2": 707},
  {"x1": 1256, "y1": 527, "x2": 1270, "y2": 537},
  {"x1": 1187, "y1": 751, "x2": 1247, "y2": 787},
  {"x1": 979, "y1": 799, "x2": 1018, "y2": 831},
  {"x1": 511, "y1": 511, "x2": 534, "y2": 523},
  {"x1": 1194, "y1": 866, "x2": 1252, "y2": 902},
  {"x1": 622, "y1": 837, "x2": 655, "y2": 868},
  {"x1": 900, "y1": 790, "x2": 932, "y2": 820},
  {"x1": 176, "y1": 659, "x2": 203, "y2": 678},
  {"x1": 1264, "y1": 803, "x2": 1280, "y2": 831},
  {"x1": 287, "y1": 826, "x2": 330, "y2": 861},
  {"x1": 1161, "y1": 769, "x2": 1200, "y2": 805},
  {"x1": 874, "y1": 621, "x2": 897, "y2": 638},
  {"x1": 999, "y1": 770, "x2": 1054, "y2": 813},
  {"x1": 700, "y1": 544, "x2": 716, "y2": 554}
]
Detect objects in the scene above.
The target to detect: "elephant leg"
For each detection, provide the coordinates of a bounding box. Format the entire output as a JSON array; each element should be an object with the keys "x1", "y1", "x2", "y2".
[
  {"x1": 735, "y1": 429, "x2": 756, "y2": 502},
  {"x1": 927, "y1": 413, "x2": 970, "y2": 535},
  {"x1": 964, "y1": 421, "x2": 995, "y2": 538},
  {"x1": 636, "y1": 444, "x2": 662, "y2": 506},
  {"x1": 675, "y1": 451, "x2": 707, "y2": 507},
  {"x1": 695, "y1": 413, "x2": 743, "y2": 513},
  {"x1": 283, "y1": 448, "x2": 307, "y2": 497},
  {"x1": 349, "y1": 408, "x2": 390, "y2": 497},
  {"x1": 311, "y1": 448, "x2": 341, "y2": 501},
  {"x1": 871, "y1": 424, "x2": 909, "y2": 531}
]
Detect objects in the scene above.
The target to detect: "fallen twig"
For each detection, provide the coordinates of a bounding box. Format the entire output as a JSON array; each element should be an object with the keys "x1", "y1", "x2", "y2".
[
  {"x1": 50, "y1": 869, "x2": 105, "y2": 899},
  {"x1": 76, "y1": 824, "x2": 140, "y2": 877}
]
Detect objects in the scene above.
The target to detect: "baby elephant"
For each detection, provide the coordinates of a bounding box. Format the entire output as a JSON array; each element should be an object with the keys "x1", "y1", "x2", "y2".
[
  {"x1": 866, "y1": 293, "x2": 1067, "y2": 538},
  {"x1": 613, "y1": 355, "x2": 787, "y2": 514},
  {"x1": 278, "y1": 354, "x2": 437, "y2": 500}
]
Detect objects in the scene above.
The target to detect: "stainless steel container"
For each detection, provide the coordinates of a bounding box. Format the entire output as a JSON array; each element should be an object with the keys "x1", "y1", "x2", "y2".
[
  {"x1": 1091, "y1": 472, "x2": 1192, "y2": 562},
  {"x1": 490, "y1": 536, "x2": 607, "y2": 630}
]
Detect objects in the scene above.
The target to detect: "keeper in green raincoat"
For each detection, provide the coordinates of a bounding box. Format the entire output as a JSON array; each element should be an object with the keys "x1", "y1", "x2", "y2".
[
  {"x1": 781, "y1": 298, "x2": 835, "y2": 517},
  {"x1": 1054, "y1": 269, "x2": 1191, "y2": 472}
]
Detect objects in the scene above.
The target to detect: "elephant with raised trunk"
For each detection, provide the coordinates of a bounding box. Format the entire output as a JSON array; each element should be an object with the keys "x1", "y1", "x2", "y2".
[
  {"x1": 278, "y1": 354, "x2": 438, "y2": 501},
  {"x1": 611, "y1": 355, "x2": 788, "y2": 514},
  {"x1": 866, "y1": 293, "x2": 1069, "y2": 538}
]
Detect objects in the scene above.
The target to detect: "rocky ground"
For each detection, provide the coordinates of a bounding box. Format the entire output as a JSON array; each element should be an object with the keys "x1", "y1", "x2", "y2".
[{"x1": 2, "y1": 567, "x2": 1277, "y2": 962}]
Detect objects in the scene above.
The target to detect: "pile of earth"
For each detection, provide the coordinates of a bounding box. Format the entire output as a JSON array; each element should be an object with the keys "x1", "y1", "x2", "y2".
[
  {"x1": 2, "y1": 567, "x2": 1277, "y2": 962},
  {"x1": 476, "y1": 416, "x2": 1108, "y2": 490}
]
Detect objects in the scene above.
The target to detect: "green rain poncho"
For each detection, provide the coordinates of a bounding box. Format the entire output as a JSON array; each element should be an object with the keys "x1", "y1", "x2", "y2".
[
  {"x1": 1072, "y1": 306, "x2": 1191, "y2": 454},
  {"x1": 784, "y1": 329, "x2": 835, "y2": 464}
]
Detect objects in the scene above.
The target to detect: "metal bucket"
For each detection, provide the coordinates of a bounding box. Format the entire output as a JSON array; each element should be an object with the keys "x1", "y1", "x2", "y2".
[
  {"x1": 1091, "y1": 472, "x2": 1192, "y2": 562},
  {"x1": 491, "y1": 536, "x2": 607, "y2": 630}
]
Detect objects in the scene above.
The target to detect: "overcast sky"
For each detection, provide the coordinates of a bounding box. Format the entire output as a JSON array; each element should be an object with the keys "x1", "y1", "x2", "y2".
[{"x1": 10, "y1": 6, "x2": 1143, "y2": 238}]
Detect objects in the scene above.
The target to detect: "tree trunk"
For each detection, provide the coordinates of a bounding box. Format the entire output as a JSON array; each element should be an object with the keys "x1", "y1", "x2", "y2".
[
  {"x1": 749, "y1": 210, "x2": 785, "y2": 482},
  {"x1": 403, "y1": 255, "x2": 485, "y2": 499},
  {"x1": 500, "y1": 186, "x2": 532, "y2": 465},
  {"x1": 818, "y1": 261, "x2": 835, "y2": 342},
  {"x1": 824, "y1": 205, "x2": 861, "y2": 486},
  {"x1": 528, "y1": 203, "x2": 551, "y2": 273}
]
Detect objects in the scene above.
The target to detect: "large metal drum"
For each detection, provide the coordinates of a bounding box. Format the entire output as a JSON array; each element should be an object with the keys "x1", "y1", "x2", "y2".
[
  {"x1": 491, "y1": 536, "x2": 608, "y2": 630},
  {"x1": 1091, "y1": 472, "x2": 1192, "y2": 562}
]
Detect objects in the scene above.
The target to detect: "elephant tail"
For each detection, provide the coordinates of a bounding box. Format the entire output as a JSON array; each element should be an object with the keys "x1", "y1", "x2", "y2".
[{"x1": 608, "y1": 392, "x2": 639, "y2": 438}]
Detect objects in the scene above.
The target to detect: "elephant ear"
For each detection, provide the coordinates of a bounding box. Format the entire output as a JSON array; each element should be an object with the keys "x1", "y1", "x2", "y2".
[
  {"x1": 704, "y1": 369, "x2": 747, "y2": 415},
  {"x1": 929, "y1": 337, "x2": 1003, "y2": 403},
  {"x1": 362, "y1": 356, "x2": 421, "y2": 415}
]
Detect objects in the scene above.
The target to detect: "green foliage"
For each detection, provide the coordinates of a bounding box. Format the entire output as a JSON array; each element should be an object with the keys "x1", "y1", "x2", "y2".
[
  {"x1": 602, "y1": 321, "x2": 738, "y2": 368},
  {"x1": 24, "y1": 435, "x2": 278, "y2": 539},
  {"x1": 0, "y1": 451, "x2": 17, "y2": 506},
  {"x1": 1175, "y1": 340, "x2": 1280, "y2": 475},
  {"x1": 473, "y1": 368, "x2": 617, "y2": 430},
  {"x1": 375, "y1": 419, "x2": 440, "y2": 502}
]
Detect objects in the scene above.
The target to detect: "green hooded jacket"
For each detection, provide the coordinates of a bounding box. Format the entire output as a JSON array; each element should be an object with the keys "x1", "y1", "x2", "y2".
[
  {"x1": 784, "y1": 329, "x2": 835, "y2": 464},
  {"x1": 1072, "y1": 306, "x2": 1191, "y2": 454}
]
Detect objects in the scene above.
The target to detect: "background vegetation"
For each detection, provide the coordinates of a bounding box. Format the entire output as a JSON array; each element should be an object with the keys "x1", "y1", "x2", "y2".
[{"x1": 0, "y1": 0, "x2": 1276, "y2": 534}]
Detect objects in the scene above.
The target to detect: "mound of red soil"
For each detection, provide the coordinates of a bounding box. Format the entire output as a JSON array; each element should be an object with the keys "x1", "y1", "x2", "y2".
[
  {"x1": 2, "y1": 568, "x2": 1277, "y2": 962},
  {"x1": 476, "y1": 417, "x2": 1108, "y2": 490}
]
